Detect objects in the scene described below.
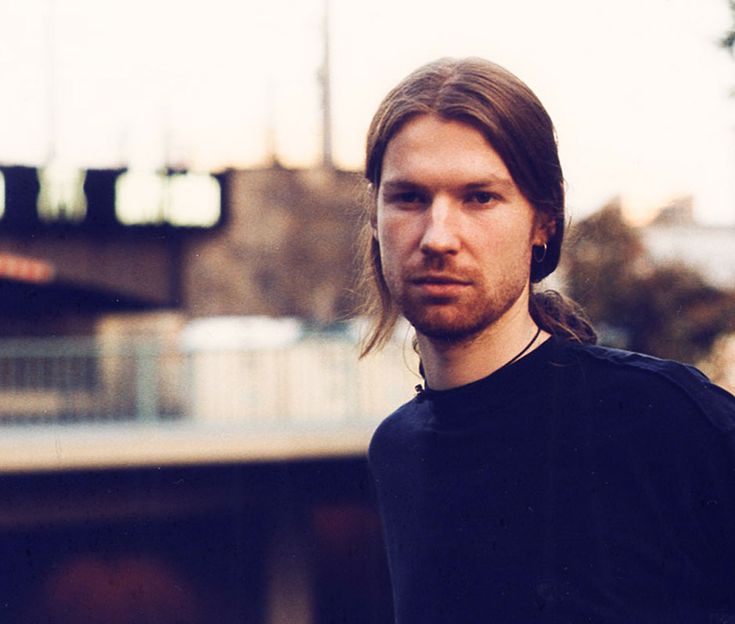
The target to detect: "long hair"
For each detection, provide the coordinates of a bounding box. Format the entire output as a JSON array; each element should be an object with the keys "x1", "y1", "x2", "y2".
[{"x1": 357, "y1": 57, "x2": 596, "y2": 356}]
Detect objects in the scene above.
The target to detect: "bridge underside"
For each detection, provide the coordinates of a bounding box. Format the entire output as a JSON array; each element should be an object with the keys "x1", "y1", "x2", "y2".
[
  {"x1": 0, "y1": 277, "x2": 155, "y2": 337},
  {"x1": 0, "y1": 455, "x2": 393, "y2": 624},
  {"x1": 0, "y1": 228, "x2": 183, "y2": 337},
  {"x1": 0, "y1": 278, "x2": 151, "y2": 317}
]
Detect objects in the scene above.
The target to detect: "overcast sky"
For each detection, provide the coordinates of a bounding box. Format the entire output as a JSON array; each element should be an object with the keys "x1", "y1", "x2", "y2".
[{"x1": 0, "y1": 0, "x2": 733, "y2": 224}]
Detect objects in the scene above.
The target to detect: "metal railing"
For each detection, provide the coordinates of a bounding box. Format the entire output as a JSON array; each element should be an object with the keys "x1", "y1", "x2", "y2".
[
  {"x1": 0, "y1": 337, "x2": 178, "y2": 423},
  {"x1": 0, "y1": 335, "x2": 418, "y2": 427}
]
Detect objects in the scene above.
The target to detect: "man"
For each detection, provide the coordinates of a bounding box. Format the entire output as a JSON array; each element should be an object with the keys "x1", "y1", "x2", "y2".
[{"x1": 361, "y1": 57, "x2": 735, "y2": 623}]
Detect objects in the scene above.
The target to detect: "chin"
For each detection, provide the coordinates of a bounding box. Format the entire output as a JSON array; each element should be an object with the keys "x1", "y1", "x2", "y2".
[
  {"x1": 402, "y1": 289, "x2": 524, "y2": 343},
  {"x1": 408, "y1": 309, "x2": 498, "y2": 344}
]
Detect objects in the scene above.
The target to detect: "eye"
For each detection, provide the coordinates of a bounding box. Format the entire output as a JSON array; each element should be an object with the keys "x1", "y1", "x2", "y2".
[
  {"x1": 388, "y1": 191, "x2": 426, "y2": 205},
  {"x1": 466, "y1": 191, "x2": 498, "y2": 205}
]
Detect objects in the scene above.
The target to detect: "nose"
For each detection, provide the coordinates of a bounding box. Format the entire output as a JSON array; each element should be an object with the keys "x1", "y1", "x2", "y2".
[{"x1": 419, "y1": 197, "x2": 460, "y2": 257}]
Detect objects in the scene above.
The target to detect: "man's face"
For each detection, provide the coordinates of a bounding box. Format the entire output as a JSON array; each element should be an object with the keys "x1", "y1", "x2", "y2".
[{"x1": 374, "y1": 114, "x2": 546, "y2": 343}]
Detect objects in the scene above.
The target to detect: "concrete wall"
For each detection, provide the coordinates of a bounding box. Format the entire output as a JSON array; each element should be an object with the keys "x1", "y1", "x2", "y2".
[
  {"x1": 182, "y1": 167, "x2": 364, "y2": 323},
  {"x1": 0, "y1": 231, "x2": 181, "y2": 306}
]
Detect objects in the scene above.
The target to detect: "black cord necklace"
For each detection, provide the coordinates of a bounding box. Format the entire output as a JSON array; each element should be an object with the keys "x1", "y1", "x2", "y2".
[
  {"x1": 498, "y1": 325, "x2": 542, "y2": 372},
  {"x1": 415, "y1": 325, "x2": 543, "y2": 398}
]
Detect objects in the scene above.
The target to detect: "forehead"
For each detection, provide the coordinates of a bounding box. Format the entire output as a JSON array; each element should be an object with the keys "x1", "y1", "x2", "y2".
[{"x1": 380, "y1": 114, "x2": 514, "y2": 189}]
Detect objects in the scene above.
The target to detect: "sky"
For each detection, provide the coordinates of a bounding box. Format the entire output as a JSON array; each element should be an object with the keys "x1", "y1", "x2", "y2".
[{"x1": 0, "y1": 0, "x2": 733, "y2": 225}]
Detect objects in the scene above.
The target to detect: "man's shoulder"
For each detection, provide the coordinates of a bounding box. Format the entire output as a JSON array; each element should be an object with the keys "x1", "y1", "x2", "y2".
[
  {"x1": 370, "y1": 394, "x2": 424, "y2": 437},
  {"x1": 557, "y1": 340, "x2": 735, "y2": 433},
  {"x1": 368, "y1": 394, "x2": 428, "y2": 464},
  {"x1": 561, "y1": 340, "x2": 708, "y2": 386}
]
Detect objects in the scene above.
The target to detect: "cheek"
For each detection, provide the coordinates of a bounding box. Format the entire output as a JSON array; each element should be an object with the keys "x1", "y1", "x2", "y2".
[
  {"x1": 376, "y1": 224, "x2": 413, "y2": 285},
  {"x1": 376, "y1": 216, "x2": 403, "y2": 259},
  {"x1": 497, "y1": 233, "x2": 533, "y2": 267},
  {"x1": 377, "y1": 233, "x2": 399, "y2": 276},
  {"x1": 473, "y1": 223, "x2": 535, "y2": 276}
]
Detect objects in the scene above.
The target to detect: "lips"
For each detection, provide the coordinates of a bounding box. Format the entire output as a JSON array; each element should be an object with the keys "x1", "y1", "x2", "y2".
[
  {"x1": 408, "y1": 273, "x2": 471, "y2": 298},
  {"x1": 409, "y1": 273, "x2": 472, "y2": 286}
]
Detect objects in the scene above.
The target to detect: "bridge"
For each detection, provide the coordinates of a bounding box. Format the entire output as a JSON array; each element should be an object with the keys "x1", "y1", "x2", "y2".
[
  {"x1": 0, "y1": 160, "x2": 396, "y2": 622},
  {"x1": 0, "y1": 328, "x2": 415, "y2": 623},
  {"x1": 0, "y1": 427, "x2": 391, "y2": 623},
  {"x1": 0, "y1": 165, "x2": 228, "y2": 334}
]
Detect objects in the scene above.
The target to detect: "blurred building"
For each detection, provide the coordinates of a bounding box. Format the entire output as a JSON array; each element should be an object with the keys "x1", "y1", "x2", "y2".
[
  {"x1": 0, "y1": 163, "x2": 398, "y2": 624},
  {"x1": 640, "y1": 199, "x2": 735, "y2": 392},
  {"x1": 0, "y1": 164, "x2": 363, "y2": 336},
  {"x1": 640, "y1": 197, "x2": 735, "y2": 290},
  {"x1": 182, "y1": 166, "x2": 363, "y2": 322}
]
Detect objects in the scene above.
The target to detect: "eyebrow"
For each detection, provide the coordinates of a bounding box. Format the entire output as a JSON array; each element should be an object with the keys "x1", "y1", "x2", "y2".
[
  {"x1": 462, "y1": 179, "x2": 515, "y2": 192},
  {"x1": 381, "y1": 178, "x2": 515, "y2": 193}
]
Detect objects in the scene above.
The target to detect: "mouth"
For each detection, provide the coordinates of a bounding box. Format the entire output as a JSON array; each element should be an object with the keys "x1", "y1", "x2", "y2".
[
  {"x1": 409, "y1": 273, "x2": 472, "y2": 286},
  {"x1": 408, "y1": 274, "x2": 471, "y2": 298}
]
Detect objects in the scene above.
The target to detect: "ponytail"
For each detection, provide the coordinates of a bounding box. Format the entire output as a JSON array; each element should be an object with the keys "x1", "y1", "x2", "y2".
[{"x1": 530, "y1": 290, "x2": 597, "y2": 345}]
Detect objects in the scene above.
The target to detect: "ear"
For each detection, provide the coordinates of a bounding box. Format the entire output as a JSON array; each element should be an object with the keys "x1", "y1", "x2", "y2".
[{"x1": 533, "y1": 212, "x2": 556, "y2": 247}]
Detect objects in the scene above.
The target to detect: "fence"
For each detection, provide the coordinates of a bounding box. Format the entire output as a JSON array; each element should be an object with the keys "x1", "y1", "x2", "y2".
[
  {"x1": 0, "y1": 337, "x2": 177, "y2": 423},
  {"x1": 0, "y1": 334, "x2": 418, "y2": 426}
]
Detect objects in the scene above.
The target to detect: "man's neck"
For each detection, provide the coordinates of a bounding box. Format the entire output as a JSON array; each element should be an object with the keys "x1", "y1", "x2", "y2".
[{"x1": 417, "y1": 303, "x2": 548, "y2": 391}]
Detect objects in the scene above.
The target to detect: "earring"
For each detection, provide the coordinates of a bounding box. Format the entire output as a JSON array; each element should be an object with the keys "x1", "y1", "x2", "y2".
[{"x1": 533, "y1": 243, "x2": 548, "y2": 263}]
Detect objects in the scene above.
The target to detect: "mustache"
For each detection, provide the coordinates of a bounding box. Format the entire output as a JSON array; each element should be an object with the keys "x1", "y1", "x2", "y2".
[
  {"x1": 406, "y1": 268, "x2": 474, "y2": 284},
  {"x1": 406, "y1": 255, "x2": 474, "y2": 284},
  {"x1": 408, "y1": 272, "x2": 473, "y2": 285}
]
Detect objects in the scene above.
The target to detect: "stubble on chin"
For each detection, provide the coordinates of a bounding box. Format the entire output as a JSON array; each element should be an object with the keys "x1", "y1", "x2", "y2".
[
  {"x1": 383, "y1": 248, "x2": 531, "y2": 345},
  {"x1": 396, "y1": 284, "x2": 517, "y2": 344}
]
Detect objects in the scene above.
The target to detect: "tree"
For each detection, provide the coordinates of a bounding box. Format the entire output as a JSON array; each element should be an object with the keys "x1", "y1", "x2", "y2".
[
  {"x1": 723, "y1": 0, "x2": 735, "y2": 53},
  {"x1": 563, "y1": 200, "x2": 735, "y2": 365}
]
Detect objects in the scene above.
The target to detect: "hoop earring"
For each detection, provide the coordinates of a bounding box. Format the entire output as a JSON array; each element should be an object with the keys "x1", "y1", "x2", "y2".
[{"x1": 533, "y1": 243, "x2": 548, "y2": 263}]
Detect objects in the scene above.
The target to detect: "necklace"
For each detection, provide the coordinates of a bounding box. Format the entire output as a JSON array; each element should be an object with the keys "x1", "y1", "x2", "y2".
[
  {"x1": 499, "y1": 325, "x2": 542, "y2": 371},
  {"x1": 415, "y1": 325, "x2": 543, "y2": 398}
]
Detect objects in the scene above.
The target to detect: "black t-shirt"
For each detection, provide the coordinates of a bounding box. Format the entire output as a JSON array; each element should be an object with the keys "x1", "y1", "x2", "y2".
[{"x1": 369, "y1": 336, "x2": 735, "y2": 623}]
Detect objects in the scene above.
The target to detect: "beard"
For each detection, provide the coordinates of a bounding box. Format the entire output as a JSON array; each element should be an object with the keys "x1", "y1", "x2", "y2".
[
  {"x1": 399, "y1": 283, "x2": 523, "y2": 344},
  {"x1": 386, "y1": 258, "x2": 529, "y2": 345}
]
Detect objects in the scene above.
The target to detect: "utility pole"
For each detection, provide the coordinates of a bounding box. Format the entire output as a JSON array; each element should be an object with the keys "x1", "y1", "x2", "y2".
[
  {"x1": 319, "y1": 0, "x2": 333, "y2": 170},
  {"x1": 265, "y1": 77, "x2": 279, "y2": 167},
  {"x1": 44, "y1": 0, "x2": 57, "y2": 165}
]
